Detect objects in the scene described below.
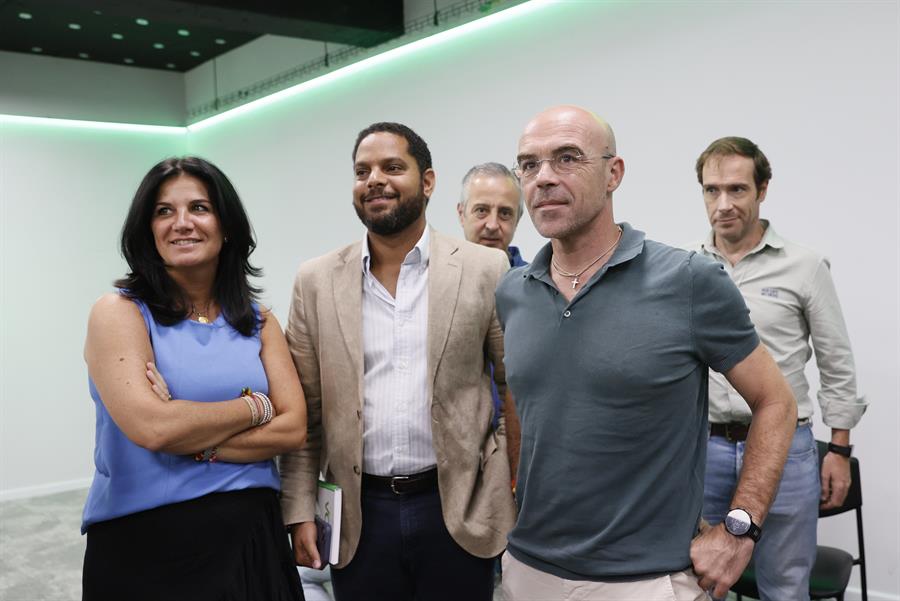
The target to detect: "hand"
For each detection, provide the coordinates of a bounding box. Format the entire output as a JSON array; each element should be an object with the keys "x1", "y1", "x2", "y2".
[
  {"x1": 145, "y1": 362, "x2": 172, "y2": 401},
  {"x1": 291, "y1": 521, "x2": 323, "y2": 569},
  {"x1": 691, "y1": 522, "x2": 755, "y2": 599},
  {"x1": 820, "y1": 451, "x2": 851, "y2": 509}
]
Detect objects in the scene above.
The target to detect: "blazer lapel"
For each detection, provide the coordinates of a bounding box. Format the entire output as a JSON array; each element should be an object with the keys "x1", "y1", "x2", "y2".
[
  {"x1": 333, "y1": 244, "x2": 364, "y2": 379},
  {"x1": 427, "y1": 231, "x2": 462, "y2": 390}
]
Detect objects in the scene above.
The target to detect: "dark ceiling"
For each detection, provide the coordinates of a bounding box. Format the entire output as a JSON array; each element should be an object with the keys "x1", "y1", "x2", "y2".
[{"x1": 1, "y1": 0, "x2": 405, "y2": 72}]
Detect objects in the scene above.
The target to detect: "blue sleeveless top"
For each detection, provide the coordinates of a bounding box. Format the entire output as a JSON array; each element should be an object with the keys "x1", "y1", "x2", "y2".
[{"x1": 81, "y1": 298, "x2": 280, "y2": 533}]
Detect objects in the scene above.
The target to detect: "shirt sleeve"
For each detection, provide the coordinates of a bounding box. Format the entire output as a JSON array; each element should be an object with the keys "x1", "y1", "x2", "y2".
[
  {"x1": 688, "y1": 253, "x2": 760, "y2": 374},
  {"x1": 805, "y1": 257, "x2": 867, "y2": 429}
]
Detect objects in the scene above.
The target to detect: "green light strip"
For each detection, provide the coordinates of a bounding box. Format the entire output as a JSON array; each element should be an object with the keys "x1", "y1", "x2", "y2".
[
  {"x1": 0, "y1": 0, "x2": 551, "y2": 135},
  {"x1": 188, "y1": 0, "x2": 551, "y2": 132},
  {"x1": 0, "y1": 113, "x2": 186, "y2": 135}
]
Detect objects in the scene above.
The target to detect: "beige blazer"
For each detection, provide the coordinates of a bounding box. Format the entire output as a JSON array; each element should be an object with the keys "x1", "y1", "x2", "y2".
[{"x1": 280, "y1": 228, "x2": 516, "y2": 567}]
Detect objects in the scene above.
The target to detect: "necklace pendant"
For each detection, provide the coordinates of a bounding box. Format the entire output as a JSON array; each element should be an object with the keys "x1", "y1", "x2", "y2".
[
  {"x1": 571, "y1": 277, "x2": 579, "y2": 289},
  {"x1": 197, "y1": 315, "x2": 209, "y2": 324}
]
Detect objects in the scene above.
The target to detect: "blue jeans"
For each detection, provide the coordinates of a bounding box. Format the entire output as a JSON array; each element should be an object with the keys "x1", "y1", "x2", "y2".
[{"x1": 703, "y1": 424, "x2": 819, "y2": 601}]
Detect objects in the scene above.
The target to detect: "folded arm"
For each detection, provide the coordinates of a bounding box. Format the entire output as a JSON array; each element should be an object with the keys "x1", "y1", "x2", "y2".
[
  {"x1": 85, "y1": 294, "x2": 254, "y2": 454},
  {"x1": 692, "y1": 342, "x2": 797, "y2": 598}
]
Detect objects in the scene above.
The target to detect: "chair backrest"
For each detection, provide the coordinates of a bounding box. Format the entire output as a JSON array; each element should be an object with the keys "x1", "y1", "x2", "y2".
[{"x1": 816, "y1": 439, "x2": 863, "y2": 518}]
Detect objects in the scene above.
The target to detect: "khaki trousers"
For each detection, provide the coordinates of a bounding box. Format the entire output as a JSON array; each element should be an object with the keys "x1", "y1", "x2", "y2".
[{"x1": 501, "y1": 552, "x2": 710, "y2": 601}]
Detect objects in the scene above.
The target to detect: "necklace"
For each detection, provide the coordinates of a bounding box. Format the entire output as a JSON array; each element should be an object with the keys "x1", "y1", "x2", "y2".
[
  {"x1": 191, "y1": 301, "x2": 212, "y2": 324},
  {"x1": 551, "y1": 226, "x2": 623, "y2": 289}
]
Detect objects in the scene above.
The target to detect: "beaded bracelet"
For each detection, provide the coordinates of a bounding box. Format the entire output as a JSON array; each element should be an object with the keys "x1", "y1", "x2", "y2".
[
  {"x1": 252, "y1": 391, "x2": 275, "y2": 425},
  {"x1": 194, "y1": 446, "x2": 218, "y2": 462},
  {"x1": 243, "y1": 394, "x2": 259, "y2": 426},
  {"x1": 240, "y1": 387, "x2": 275, "y2": 427}
]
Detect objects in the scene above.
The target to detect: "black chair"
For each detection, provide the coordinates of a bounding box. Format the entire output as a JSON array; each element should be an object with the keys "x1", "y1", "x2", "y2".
[{"x1": 732, "y1": 440, "x2": 866, "y2": 601}]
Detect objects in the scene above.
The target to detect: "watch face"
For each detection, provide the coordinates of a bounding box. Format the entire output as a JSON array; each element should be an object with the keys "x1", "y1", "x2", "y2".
[{"x1": 725, "y1": 509, "x2": 751, "y2": 536}]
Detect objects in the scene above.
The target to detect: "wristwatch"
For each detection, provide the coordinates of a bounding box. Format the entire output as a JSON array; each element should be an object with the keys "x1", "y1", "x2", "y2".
[
  {"x1": 827, "y1": 442, "x2": 853, "y2": 457},
  {"x1": 724, "y1": 508, "x2": 762, "y2": 542}
]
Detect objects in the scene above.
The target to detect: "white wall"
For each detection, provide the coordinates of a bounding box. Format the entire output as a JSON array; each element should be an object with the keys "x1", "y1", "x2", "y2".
[
  {"x1": 0, "y1": 124, "x2": 187, "y2": 495},
  {"x1": 0, "y1": 0, "x2": 897, "y2": 598}
]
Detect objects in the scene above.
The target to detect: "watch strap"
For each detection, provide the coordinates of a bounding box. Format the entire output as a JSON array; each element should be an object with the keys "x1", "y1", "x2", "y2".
[
  {"x1": 828, "y1": 442, "x2": 853, "y2": 457},
  {"x1": 746, "y1": 521, "x2": 762, "y2": 542}
]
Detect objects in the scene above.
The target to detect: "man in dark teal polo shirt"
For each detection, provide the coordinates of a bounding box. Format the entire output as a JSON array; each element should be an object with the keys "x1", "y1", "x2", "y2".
[{"x1": 495, "y1": 105, "x2": 798, "y2": 600}]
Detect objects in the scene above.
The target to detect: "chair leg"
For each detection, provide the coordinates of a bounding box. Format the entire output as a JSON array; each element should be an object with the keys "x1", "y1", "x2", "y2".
[{"x1": 857, "y1": 508, "x2": 868, "y2": 601}]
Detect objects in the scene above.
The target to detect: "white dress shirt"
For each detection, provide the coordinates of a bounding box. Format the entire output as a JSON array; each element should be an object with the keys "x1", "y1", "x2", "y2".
[
  {"x1": 691, "y1": 221, "x2": 867, "y2": 428},
  {"x1": 360, "y1": 227, "x2": 436, "y2": 476}
]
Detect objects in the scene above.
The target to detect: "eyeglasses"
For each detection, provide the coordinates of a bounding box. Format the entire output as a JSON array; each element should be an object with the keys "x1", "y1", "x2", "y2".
[{"x1": 512, "y1": 151, "x2": 615, "y2": 180}]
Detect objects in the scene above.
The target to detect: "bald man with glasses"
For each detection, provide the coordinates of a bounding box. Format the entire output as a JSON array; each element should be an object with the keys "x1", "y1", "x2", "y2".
[{"x1": 494, "y1": 106, "x2": 797, "y2": 600}]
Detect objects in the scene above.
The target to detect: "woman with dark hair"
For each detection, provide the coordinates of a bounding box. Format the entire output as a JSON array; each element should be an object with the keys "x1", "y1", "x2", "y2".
[{"x1": 81, "y1": 157, "x2": 306, "y2": 601}]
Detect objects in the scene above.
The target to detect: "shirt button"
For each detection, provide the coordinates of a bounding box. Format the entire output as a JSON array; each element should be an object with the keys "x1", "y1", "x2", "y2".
[
  {"x1": 356, "y1": 410, "x2": 361, "y2": 420},
  {"x1": 353, "y1": 465, "x2": 361, "y2": 475},
  {"x1": 563, "y1": 310, "x2": 572, "y2": 318}
]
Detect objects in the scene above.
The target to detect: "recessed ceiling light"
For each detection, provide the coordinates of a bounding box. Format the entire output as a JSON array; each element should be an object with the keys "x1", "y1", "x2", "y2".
[
  {"x1": 135, "y1": 18, "x2": 149, "y2": 26},
  {"x1": 166, "y1": 63, "x2": 176, "y2": 69},
  {"x1": 214, "y1": 38, "x2": 226, "y2": 45},
  {"x1": 18, "y1": 12, "x2": 32, "y2": 20},
  {"x1": 153, "y1": 43, "x2": 165, "y2": 49},
  {"x1": 124, "y1": 58, "x2": 135, "y2": 64},
  {"x1": 68, "y1": 23, "x2": 82, "y2": 30},
  {"x1": 78, "y1": 52, "x2": 90, "y2": 59},
  {"x1": 177, "y1": 29, "x2": 190, "y2": 37},
  {"x1": 31, "y1": 47, "x2": 42, "y2": 53},
  {"x1": 112, "y1": 33, "x2": 124, "y2": 40},
  {"x1": 190, "y1": 50, "x2": 201, "y2": 57}
]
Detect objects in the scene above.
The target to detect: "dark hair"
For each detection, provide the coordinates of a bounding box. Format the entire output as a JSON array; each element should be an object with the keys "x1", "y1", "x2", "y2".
[
  {"x1": 695, "y1": 136, "x2": 772, "y2": 190},
  {"x1": 352, "y1": 122, "x2": 432, "y2": 175},
  {"x1": 114, "y1": 157, "x2": 262, "y2": 336}
]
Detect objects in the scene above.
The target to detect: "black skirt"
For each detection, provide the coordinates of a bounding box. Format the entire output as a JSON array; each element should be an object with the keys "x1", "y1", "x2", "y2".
[{"x1": 83, "y1": 488, "x2": 304, "y2": 601}]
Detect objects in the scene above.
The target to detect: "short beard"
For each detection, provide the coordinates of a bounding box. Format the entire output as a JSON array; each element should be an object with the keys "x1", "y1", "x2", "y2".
[{"x1": 354, "y1": 187, "x2": 427, "y2": 236}]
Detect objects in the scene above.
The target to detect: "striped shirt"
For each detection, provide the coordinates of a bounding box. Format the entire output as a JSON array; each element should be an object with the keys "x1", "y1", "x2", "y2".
[{"x1": 360, "y1": 227, "x2": 436, "y2": 476}]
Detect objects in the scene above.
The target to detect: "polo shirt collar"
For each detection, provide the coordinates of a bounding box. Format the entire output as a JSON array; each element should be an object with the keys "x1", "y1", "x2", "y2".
[
  {"x1": 701, "y1": 219, "x2": 784, "y2": 259},
  {"x1": 524, "y1": 222, "x2": 645, "y2": 283}
]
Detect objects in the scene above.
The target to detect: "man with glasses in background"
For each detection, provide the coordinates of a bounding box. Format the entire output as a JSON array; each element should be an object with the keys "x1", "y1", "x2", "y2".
[
  {"x1": 495, "y1": 105, "x2": 797, "y2": 600},
  {"x1": 690, "y1": 136, "x2": 866, "y2": 601}
]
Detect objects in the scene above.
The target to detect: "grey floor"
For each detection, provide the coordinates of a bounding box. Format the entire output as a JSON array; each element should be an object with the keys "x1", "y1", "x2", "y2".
[{"x1": 1, "y1": 488, "x2": 88, "y2": 601}]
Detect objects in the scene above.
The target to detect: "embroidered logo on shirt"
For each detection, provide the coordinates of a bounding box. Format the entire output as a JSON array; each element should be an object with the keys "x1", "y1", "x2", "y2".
[{"x1": 761, "y1": 287, "x2": 779, "y2": 298}]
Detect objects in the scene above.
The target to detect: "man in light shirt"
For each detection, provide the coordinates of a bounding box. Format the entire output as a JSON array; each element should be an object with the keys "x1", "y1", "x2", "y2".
[
  {"x1": 279, "y1": 122, "x2": 516, "y2": 601},
  {"x1": 691, "y1": 136, "x2": 867, "y2": 601}
]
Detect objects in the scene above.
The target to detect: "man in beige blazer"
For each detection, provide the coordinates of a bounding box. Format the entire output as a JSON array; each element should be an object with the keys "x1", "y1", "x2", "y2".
[{"x1": 280, "y1": 122, "x2": 516, "y2": 601}]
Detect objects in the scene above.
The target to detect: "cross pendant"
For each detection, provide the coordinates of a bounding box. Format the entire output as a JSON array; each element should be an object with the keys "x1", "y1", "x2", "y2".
[{"x1": 571, "y1": 277, "x2": 579, "y2": 289}]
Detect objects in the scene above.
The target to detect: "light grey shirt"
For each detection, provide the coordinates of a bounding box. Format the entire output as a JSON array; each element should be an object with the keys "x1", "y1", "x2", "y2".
[
  {"x1": 690, "y1": 221, "x2": 866, "y2": 428},
  {"x1": 360, "y1": 227, "x2": 436, "y2": 476}
]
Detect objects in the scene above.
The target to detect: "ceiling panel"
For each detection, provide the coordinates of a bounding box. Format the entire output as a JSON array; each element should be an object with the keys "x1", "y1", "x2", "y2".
[{"x1": 1, "y1": 0, "x2": 404, "y2": 72}]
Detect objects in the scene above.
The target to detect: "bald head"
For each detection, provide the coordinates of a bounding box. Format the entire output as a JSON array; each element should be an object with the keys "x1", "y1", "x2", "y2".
[
  {"x1": 516, "y1": 105, "x2": 625, "y2": 242},
  {"x1": 520, "y1": 105, "x2": 616, "y2": 156}
]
